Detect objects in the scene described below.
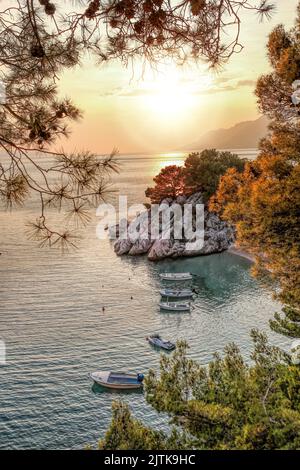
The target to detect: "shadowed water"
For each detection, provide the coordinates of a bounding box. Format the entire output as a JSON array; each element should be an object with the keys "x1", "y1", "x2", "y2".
[{"x1": 0, "y1": 151, "x2": 288, "y2": 449}]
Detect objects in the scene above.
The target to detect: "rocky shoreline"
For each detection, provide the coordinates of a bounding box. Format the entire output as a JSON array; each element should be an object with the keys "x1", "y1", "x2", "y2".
[
  {"x1": 113, "y1": 192, "x2": 236, "y2": 261},
  {"x1": 227, "y1": 246, "x2": 255, "y2": 263}
]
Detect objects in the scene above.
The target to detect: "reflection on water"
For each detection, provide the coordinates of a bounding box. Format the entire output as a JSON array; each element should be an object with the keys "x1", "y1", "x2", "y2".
[
  {"x1": 0, "y1": 150, "x2": 287, "y2": 449},
  {"x1": 91, "y1": 382, "x2": 144, "y2": 397}
]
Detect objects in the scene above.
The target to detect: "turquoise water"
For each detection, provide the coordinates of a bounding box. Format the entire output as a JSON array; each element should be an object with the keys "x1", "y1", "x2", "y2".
[{"x1": 0, "y1": 151, "x2": 288, "y2": 449}]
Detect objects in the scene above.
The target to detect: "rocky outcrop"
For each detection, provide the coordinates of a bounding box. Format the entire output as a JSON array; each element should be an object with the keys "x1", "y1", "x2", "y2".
[{"x1": 113, "y1": 192, "x2": 235, "y2": 261}]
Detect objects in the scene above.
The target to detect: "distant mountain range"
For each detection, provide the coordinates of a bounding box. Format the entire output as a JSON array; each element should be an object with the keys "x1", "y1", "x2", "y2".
[{"x1": 182, "y1": 116, "x2": 269, "y2": 151}]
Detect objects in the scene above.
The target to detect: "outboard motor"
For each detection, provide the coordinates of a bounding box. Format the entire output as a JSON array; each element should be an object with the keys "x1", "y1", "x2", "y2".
[{"x1": 137, "y1": 373, "x2": 144, "y2": 382}]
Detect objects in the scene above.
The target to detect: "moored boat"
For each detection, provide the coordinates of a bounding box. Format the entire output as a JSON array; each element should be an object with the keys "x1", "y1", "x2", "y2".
[
  {"x1": 159, "y1": 301, "x2": 191, "y2": 312},
  {"x1": 160, "y1": 272, "x2": 193, "y2": 281},
  {"x1": 90, "y1": 371, "x2": 144, "y2": 390},
  {"x1": 146, "y1": 334, "x2": 176, "y2": 351},
  {"x1": 160, "y1": 288, "x2": 194, "y2": 298}
]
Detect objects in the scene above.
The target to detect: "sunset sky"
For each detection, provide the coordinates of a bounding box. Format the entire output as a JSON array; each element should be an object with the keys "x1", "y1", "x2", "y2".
[{"x1": 58, "y1": 1, "x2": 298, "y2": 154}]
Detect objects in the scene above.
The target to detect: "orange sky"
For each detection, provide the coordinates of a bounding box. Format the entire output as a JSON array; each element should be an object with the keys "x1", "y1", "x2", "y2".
[{"x1": 57, "y1": 1, "x2": 298, "y2": 155}]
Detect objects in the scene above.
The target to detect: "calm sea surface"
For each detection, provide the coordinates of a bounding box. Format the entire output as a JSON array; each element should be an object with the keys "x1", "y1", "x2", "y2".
[{"x1": 0, "y1": 150, "x2": 289, "y2": 449}]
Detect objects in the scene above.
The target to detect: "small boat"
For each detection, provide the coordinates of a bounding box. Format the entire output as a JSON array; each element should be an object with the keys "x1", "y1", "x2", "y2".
[
  {"x1": 160, "y1": 288, "x2": 194, "y2": 298},
  {"x1": 90, "y1": 371, "x2": 144, "y2": 390},
  {"x1": 159, "y1": 301, "x2": 191, "y2": 312},
  {"x1": 146, "y1": 334, "x2": 176, "y2": 351},
  {"x1": 160, "y1": 272, "x2": 193, "y2": 281}
]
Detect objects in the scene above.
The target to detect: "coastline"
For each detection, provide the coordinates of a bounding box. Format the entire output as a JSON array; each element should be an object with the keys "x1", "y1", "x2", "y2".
[{"x1": 228, "y1": 245, "x2": 255, "y2": 263}]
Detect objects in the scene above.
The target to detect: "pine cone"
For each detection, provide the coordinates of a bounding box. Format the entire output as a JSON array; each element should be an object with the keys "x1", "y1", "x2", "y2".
[
  {"x1": 30, "y1": 44, "x2": 45, "y2": 58},
  {"x1": 143, "y1": 1, "x2": 153, "y2": 14},
  {"x1": 45, "y1": 3, "x2": 56, "y2": 15},
  {"x1": 115, "y1": 2, "x2": 125, "y2": 15},
  {"x1": 125, "y1": 8, "x2": 135, "y2": 19},
  {"x1": 29, "y1": 130, "x2": 37, "y2": 140},
  {"x1": 134, "y1": 20, "x2": 145, "y2": 34},
  {"x1": 191, "y1": 0, "x2": 206, "y2": 16},
  {"x1": 109, "y1": 18, "x2": 119, "y2": 28},
  {"x1": 85, "y1": 0, "x2": 100, "y2": 18}
]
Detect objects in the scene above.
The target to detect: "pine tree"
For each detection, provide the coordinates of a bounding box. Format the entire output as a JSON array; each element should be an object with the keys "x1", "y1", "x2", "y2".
[
  {"x1": 99, "y1": 336, "x2": 300, "y2": 450},
  {"x1": 0, "y1": 1, "x2": 276, "y2": 247},
  {"x1": 210, "y1": 4, "x2": 300, "y2": 339}
]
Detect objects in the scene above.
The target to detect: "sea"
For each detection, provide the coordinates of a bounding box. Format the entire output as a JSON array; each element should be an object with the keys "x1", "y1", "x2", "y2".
[{"x1": 0, "y1": 149, "x2": 289, "y2": 449}]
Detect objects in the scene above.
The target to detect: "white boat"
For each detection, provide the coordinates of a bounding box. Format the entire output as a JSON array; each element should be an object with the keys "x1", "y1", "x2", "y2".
[
  {"x1": 90, "y1": 371, "x2": 144, "y2": 390},
  {"x1": 160, "y1": 288, "x2": 194, "y2": 298},
  {"x1": 159, "y1": 301, "x2": 191, "y2": 312},
  {"x1": 146, "y1": 334, "x2": 176, "y2": 351},
  {"x1": 160, "y1": 272, "x2": 193, "y2": 281}
]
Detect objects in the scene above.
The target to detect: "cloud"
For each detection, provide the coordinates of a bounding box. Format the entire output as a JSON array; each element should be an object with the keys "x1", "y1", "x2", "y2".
[
  {"x1": 211, "y1": 76, "x2": 256, "y2": 88},
  {"x1": 99, "y1": 86, "x2": 157, "y2": 97},
  {"x1": 197, "y1": 78, "x2": 256, "y2": 95},
  {"x1": 118, "y1": 89, "x2": 156, "y2": 97},
  {"x1": 99, "y1": 75, "x2": 257, "y2": 99},
  {"x1": 195, "y1": 85, "x2": 236, "y2": 95},
  {"x1": 100, "y1": 86, "x2": 123, "y2": 97},
  {"x1": 237, "y1": 79, "x2": 257, "y2": 87},
  {"x1": 213, "y1": 75, "x2": 236, "y2": 86}
]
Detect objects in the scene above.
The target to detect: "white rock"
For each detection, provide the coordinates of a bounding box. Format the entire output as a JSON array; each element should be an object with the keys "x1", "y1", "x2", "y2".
[
  {"x1": 114, "y1": 191, "x2": 235, "y2": 260},
  {"x1": 114, "y1": 238, "x2": 133, "y2": 255},
  {"x1": 128, "y1": 239, "x2": 153, "y2": 255},
  {"x1": 292, "y1": 90, "x2": 300, "y2": 105}
]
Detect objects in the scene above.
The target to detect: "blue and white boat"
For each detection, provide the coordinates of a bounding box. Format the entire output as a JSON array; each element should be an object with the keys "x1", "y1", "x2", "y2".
[
  {"x1": 160, "y1": 288, "x2": 194, "y2": 298},
  {"x1": 90, "y1": 371, "x2": 144, "y2": 390},
  {"x1": 146, "y1": 334, "x2": 176, "y2": 351},
  {"x1": 159, "y1": 301, "x2": 191, "y2": 312}
]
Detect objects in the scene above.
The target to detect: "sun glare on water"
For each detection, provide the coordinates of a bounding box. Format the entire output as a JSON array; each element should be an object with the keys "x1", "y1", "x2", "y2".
[
  {"x1": 158, "y1": 152, "x2": 186, "y2": 167},
  {"x1": 148, "y1": 152, "x2": 187, "y2": 176}
]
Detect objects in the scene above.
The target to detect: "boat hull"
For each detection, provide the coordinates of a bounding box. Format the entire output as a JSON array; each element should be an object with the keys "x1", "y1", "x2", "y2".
[
  {"x1": 92, "y1": 380, "x2": 142, "y2": 390},
  {"x1": 159, "y1": 303, "x2": 191, "y2": 312},
  {"x1": 90, "y1": 371, "x2": 143, "y2": 390},
  {"x1": 160, "y1": 274, "x2": 193, "y2": 281}
]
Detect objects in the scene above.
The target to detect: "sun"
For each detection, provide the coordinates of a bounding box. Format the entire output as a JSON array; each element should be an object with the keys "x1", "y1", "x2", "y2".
[
  {"x1": 144, "y1": 82, "x2": 192, "y2": 116},
  {"x1": 138, "y1": 65, "x2": 212, "y2": 120}
]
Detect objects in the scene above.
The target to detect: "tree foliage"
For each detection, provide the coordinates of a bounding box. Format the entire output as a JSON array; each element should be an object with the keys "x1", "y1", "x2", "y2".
[
  {"x1": 145, "y1": 165, "x2": 185, "y2": 203},
  {"x1": 210, "y1": 4, "x2": 300, "y2": 337},
  {"x1": 99, "y1": 336, "x2": 300, "y2": 450},
  {"x1": 98, "y1": 401, "x2": 190, "y2": 450},
  {"x1": 183, "y1": 149, "x2": 245, "y2": 202},
  {"x1": 145, "y1": 150, "x2": 245, "y2": 204},
  {"x1": 0, "y1": 1, "x2": 275, "y2": 247},
  {"x1": 270, "y1": 306, "x2": 300, "y2": 339}
]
